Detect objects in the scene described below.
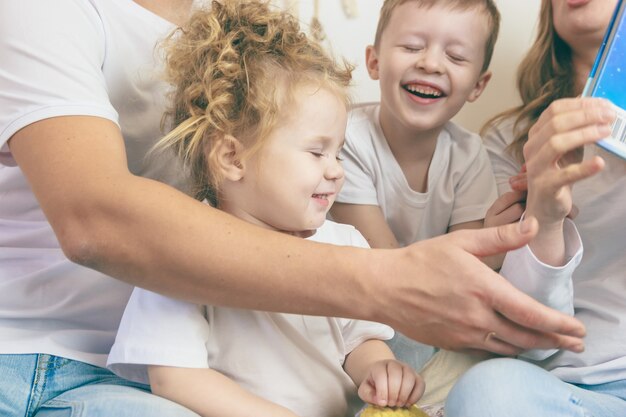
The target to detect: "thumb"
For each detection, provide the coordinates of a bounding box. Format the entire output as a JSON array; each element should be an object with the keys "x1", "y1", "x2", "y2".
[
  {"x1": 456, "y1": 216, "x2": 538, "y2": 258},
  {"x1": 358, "y1": 380, "x2": 378, "y2": 404}
]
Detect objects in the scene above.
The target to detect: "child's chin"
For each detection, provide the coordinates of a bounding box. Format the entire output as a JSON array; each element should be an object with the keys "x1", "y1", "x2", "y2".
[{"x1": 289, "y1": 228, "x2": 317, "y2": 239}]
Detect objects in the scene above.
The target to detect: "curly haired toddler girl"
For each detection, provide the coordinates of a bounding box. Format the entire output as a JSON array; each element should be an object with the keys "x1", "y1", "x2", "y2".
[{"x1": 106, "y1": 2, "x2": 424, "y2": 417}]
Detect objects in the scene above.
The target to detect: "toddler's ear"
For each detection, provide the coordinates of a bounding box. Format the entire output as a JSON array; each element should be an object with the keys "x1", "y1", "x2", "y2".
[
  {"x1": 467, "y1": 70, "x2": 492, "y2": 103},
  {"x1": 365, "y1": 45, "x2": 380, "y2": 81},
  {"x1": 212, "y1": 134, "x2": 245, "y2": 181}
]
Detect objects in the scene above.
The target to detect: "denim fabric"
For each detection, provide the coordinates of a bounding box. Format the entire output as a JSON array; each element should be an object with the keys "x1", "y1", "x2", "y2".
[
  {"x1": 385, "y1": 332, "x2": 436, "y2": 372},
  {"x1": 0, "y1": 354, "x2": 199, "y2": 417},
  {"x1": 445, "y1": 358, "x2": 626, "y2": 417}
]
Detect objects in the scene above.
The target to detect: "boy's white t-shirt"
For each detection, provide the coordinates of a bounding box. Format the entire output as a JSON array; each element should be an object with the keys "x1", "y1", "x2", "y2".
[
  {"x1": 0, "y1": 0, "x2": 187, "y2": 367},
  {"x1": 108, "y1": 220, "x2": 394, "y2": 417},
  {"x1": 337, "y1": 103, "x2": 497, "y2": 247}
]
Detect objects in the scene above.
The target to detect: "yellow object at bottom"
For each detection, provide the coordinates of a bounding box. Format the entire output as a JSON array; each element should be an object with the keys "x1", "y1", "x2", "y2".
[{"x1": 360, "y1": 405, "x2": 429, "y2": 417}]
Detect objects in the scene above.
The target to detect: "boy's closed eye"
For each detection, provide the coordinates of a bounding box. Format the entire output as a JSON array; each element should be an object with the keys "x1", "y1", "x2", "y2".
[
  {"x1": 447, "y1": 53, "x2": 467, "y2": 63},
  {"x1": 402, "y1": 45, "x2": 424, "y2": 53},
  {"x1": 445, "y1": 47, "x2": 470, "y2": 63}
]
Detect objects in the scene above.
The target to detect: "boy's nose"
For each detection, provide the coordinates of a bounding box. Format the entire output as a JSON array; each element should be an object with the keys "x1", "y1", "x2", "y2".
[{"x1": 416, "y1": 48, "x2": 444, "y2": 74}]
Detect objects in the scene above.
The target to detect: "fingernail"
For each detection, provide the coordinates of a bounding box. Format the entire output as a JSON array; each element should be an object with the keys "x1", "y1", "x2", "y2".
[
  {"x1": 601, "y1": 107, "x2": 616, "y2": 120},
  {"x1": 571, "y1": 343, "x2": 585, "y2": 353}
]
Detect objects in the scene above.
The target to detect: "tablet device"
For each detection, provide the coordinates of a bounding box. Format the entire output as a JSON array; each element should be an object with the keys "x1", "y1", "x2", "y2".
[{"x1": 582, "y1": 0, "x2": 626, "y2": 159}]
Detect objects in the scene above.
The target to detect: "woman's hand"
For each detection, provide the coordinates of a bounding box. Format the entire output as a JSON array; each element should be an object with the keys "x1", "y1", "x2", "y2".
[
  {"x1": 520, "y1": 97, "x2": 614, "y2": 265},
  {"x1": 509, "y1": 165, "x2": 579, "y2": 219},
  {"x1": 523, "y1": 97, "x2": 614, "y2": 226}
]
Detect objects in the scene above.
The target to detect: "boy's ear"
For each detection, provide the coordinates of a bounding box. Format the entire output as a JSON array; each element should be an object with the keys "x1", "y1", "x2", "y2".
[
  {"x1": 365, "y1": 45, "x2": 380, "y2": 80},
  {"x1": 212, "y1": 134, "x2": 245, "y2": 181},
  {"x1": 467, "y1": 70, "x2": 492, "y2": 103}
]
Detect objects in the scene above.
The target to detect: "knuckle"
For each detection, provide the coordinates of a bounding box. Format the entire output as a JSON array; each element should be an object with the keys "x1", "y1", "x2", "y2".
[
  {"x1": 546, "y1": 101, "x2": 560, "y2": 115},
  {"x1": 547, "y1": 118, "x2": 559, "y2": 133},
  {"x1": 548, "y1": 135, "x2": 566, "y2": 154}
]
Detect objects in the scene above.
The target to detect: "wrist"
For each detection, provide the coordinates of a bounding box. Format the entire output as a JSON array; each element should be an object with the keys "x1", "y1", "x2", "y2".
[
  {"x1": 525, "y1": 206, "x2": 566, "y2": 232},
  {"x1": 335, "y1": 245, "x2": 382, "y2": 322},
  {"x1": 527, "y1": 219, "x2": 567, "y2": 266},
  {"x1": 354, "y1": 248, "x2": 403, "y2": 326}
]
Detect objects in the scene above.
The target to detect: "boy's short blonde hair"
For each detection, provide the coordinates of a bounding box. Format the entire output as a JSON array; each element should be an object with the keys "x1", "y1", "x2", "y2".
[
  {"x1": 373, "y1": 0, "x2": 500, "y2": 73},
  {"x1": 157, "y1": 0, "x2": 353, "y2": 203}
]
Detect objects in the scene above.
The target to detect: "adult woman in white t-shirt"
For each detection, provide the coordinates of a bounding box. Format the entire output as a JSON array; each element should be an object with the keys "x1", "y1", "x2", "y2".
[{"x1": 446, "y1": 0, "x2": 626, "y2": 415}]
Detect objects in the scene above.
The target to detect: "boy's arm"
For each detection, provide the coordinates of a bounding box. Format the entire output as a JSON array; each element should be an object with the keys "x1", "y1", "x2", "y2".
[
  {"x1": 148, "y1": 366, "x2": 299, "y2": 417},
  {"x1": 330, "y1": 203, "x2": 399, "y2": 248},
  {"x1": 447, "y1": 220, "x2": 483, "y2": 233}
]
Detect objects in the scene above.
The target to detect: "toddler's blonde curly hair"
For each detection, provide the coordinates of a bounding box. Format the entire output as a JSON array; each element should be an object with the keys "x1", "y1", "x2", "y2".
[{"x1": 157, "y1": 0, "x2": 353, "y2": 204}]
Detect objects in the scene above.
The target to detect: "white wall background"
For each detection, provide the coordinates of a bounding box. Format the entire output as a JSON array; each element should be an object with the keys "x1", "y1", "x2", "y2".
[{"x1": 276, "y1": 0, "x2": 541, "y2": 132}]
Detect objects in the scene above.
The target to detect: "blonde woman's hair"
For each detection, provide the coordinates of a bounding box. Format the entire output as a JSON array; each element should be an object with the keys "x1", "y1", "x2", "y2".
[
  {"x1": 157, "y1": 0, "x2": 353, "y2": 203},
  {"x1": 373, "y1": 0, "x2": 501, "y2": 73},
  {"x1": 481, "y1": 0, "x2": 576, "y2": 162}
]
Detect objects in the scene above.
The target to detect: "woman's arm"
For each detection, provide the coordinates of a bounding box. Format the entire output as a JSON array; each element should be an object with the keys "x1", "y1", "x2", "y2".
[
  {"x1": 148, "y1": 366, "x2": 299, "y2": 417},
  {"x1": 9, "y1": 116, "x2": 586, "y2": 355}
]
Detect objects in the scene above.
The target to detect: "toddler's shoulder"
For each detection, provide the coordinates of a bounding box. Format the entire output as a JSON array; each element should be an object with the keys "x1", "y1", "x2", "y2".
[{"x1": 309, "y1": 221, "x2": 369, "y2": 248}]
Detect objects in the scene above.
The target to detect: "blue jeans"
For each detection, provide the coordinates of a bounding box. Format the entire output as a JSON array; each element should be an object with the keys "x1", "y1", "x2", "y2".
[
  {"x1": 386, "y1": 333, "x2": 435, "y2": 372},
  {"x1": 0, "y1": 354, "x2": 199, "y2": 417},
  {"x1": 446, "y1": 358, "x2": 626, "y2": 417}
]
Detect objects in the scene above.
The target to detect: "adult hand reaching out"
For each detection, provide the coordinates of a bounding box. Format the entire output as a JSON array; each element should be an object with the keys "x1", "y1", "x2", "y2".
[
  {"x1": 372, "y1": 217, "x2": 586, "y2": 357},
  {"x1": 480, "y1": 189, "x2": 527, "y2": 270}
]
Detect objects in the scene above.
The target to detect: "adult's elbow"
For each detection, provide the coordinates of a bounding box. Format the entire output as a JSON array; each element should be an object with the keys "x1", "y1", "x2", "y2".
[{"x1": 55, "y1": 218, "x2": 104, "y2": 268}]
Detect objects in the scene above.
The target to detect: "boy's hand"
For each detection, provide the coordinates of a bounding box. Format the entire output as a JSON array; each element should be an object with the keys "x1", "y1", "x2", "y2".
[
  {"x1": 484, "y1": 189, "x2": 526, "y2": 228},
  {"x1": 358, "y1": 360, "x2": 425, "y2": 408}
]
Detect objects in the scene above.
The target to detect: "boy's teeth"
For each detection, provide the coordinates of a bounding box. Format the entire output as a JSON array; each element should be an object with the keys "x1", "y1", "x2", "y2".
[{"x1": 405, "y1": 84, "x2": 442, "y2": 97}]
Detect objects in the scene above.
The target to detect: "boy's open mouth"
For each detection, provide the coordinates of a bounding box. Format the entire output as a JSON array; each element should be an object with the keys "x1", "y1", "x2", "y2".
[{"x1": 403, "y1": 83, "x2": 444, "y2": 99}]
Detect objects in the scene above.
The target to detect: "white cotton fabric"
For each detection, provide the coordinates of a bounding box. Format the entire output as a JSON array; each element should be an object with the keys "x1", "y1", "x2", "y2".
[
  {"x1": 0, "y1": 0, "x2": 187, "y2": 367},
  {"x1": 108, "y1": 220, "x2": 394, "y2": 417},
  {"x1": 337, "y1": 103, "x2": 497, "y2": 247}
]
